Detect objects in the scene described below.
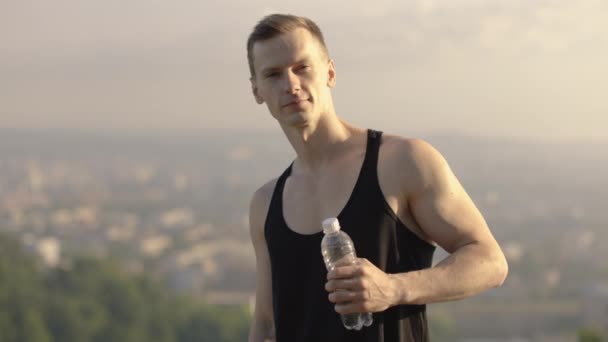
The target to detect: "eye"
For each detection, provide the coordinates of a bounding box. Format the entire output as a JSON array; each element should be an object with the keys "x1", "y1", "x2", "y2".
[
  {"x1": 297, "y1": 65, "x2": 311, "y2": 72},
  {"x1": 265, "y1": 71, "x2": 280, "y2": 79}
]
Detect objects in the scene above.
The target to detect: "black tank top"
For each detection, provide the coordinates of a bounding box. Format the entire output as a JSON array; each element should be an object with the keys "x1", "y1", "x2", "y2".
[{"x1": 264, "y1": 129, "x2": 436, "y2": 342}]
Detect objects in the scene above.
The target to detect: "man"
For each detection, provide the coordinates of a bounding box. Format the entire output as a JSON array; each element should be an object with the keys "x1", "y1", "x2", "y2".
[{"x1": 247, "y1": 14, "x2": 508, "y2": 342}]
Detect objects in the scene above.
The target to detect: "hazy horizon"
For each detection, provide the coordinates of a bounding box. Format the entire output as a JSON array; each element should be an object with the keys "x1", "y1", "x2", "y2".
[{"x1": 2, "y1": 0, "x2": 607, "y2": 142}]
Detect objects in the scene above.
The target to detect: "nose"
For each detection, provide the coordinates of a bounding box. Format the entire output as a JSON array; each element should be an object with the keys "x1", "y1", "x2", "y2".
[{"x1": 282, "y1": 69, "x2": 300, "y2": 94}]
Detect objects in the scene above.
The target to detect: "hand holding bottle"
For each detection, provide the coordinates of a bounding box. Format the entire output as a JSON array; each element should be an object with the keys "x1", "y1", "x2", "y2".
[
  {"x1": 325, "y1": 256, "x2": 400, "y2": 315},
  {"x1": 321, "y1": 217, "x2": 374, "y2": 330}
]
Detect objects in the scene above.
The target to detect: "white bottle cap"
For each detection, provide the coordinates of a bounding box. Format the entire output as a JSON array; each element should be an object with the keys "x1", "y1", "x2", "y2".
[{"x1": 322, "y1": 217, "x2": 341, "y2": 234}]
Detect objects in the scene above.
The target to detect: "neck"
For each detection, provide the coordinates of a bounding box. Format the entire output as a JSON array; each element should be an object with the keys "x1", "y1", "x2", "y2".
[{"x1": 280, "y1": 112, "x2": 363, "y2": 173}]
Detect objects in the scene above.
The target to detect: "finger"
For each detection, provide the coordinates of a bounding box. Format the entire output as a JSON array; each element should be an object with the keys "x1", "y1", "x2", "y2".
[
  {"x1": 327, "y1": 265, "x2": 362, "y2": 280},
  {"x1": 325, "y1": 278, "x2": 365, "y2": 292},
  {"x1": 328, "y1": 290, "x2": 368, "y2": 304},
  {"x1": 325, "y1": 279, "x2": 345, "y2": 292}
]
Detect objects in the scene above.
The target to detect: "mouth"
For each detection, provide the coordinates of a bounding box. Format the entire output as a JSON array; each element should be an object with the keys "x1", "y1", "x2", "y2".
[{"x1": 283, "y1": 98, "x2": 309, "y2": 107}]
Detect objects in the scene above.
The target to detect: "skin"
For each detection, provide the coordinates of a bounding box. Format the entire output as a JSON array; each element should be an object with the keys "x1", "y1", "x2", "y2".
[{"x1": 247, "y1": 27, "x2": 508, "y2": 342}]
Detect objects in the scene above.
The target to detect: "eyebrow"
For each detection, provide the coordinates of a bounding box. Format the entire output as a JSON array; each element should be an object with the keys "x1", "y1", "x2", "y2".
[{"x1": 261, "y1": 67, "x2": 281, "y2": 75}]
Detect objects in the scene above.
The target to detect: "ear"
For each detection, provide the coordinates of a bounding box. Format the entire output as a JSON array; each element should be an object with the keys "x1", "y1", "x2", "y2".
[
  {"x1": 250, "y1": 77, "x2": 264, "y2": 104},
  {"x1": 327, "y1": 59, "x2": 336, "y2": 88}
]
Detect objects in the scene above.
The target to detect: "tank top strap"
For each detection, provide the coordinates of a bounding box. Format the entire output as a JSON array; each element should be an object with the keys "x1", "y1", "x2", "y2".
[
  {"x1": 267, "y1": 162, "x2": 293, "y2": 231},
  {"x1": 360, "y1": 129, "x2": 383, "y2": 182}
]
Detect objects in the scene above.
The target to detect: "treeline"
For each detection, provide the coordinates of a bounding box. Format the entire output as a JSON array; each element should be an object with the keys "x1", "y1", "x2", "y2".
[{"x1": 0, "y1": 233, "x2": 249, "y2": 342}]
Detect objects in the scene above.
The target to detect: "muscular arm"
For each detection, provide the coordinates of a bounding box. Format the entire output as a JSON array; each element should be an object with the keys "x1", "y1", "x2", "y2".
[
  {"x1": 392, "y1": 139, "x2": 508, "y2": 304},
  {"x1": 326, "y1": 139, "x2": 508, "y2": 312},
  {"x1": 248, "y1": 182, "x2": 276, "y2": 342}
]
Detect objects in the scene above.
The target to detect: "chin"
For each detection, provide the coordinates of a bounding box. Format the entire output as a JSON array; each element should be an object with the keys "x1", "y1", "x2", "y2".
[{"x1": 283, "y1": 111, "x2": 313, "y2": 127}]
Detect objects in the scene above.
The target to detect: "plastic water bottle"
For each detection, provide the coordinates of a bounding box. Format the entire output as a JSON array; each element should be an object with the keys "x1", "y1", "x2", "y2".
[{"x1": 321, "y1": 217, "x2": 373, "y2": 330}]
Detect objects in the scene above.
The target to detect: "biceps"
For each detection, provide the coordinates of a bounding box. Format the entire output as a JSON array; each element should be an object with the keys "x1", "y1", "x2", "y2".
[{"x1": 410, "y1": 180, "x2": 490, "y2": 254}]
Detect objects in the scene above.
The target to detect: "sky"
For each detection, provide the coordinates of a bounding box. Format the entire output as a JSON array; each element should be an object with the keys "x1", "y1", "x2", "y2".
[{"x1": 1, "y1": 0, "x2": 607, "y2": 141}]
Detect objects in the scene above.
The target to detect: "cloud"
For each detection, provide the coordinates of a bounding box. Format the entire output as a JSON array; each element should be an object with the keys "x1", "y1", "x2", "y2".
[{"x1": 0, "y1": 0, "x2": 606, "y2": 140}]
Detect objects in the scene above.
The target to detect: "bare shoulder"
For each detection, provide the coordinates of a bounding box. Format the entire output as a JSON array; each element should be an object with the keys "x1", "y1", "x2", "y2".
[
  {"x1": 249, "y1": 178, "x2": 279, "y2": 238},
  {"x1": 381, "y1": 134, "x2": 443, "y2": 160},
  {"x1": 380, "y1": 133, "x2": 451, "y2": 194}
]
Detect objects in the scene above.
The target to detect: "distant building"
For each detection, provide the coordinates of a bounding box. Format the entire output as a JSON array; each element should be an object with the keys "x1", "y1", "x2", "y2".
[
  {"x1": 160, "y1": 208, "x2": 194, "y2": 229},
  {"x1": 140, "y1": 234, "x2": 172, "y2": 257},
  {"x1": 36, "y1": 237, "x2": 61, "y2": 267}
]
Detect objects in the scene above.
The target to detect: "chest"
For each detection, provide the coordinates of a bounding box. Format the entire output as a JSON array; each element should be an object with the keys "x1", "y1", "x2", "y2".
[
  {"x1": 279, "y1": 148, "x2": 423, "y2": 240},
  {"x1": 282, "y1": 152, "x2": 366, "y2": 235}
]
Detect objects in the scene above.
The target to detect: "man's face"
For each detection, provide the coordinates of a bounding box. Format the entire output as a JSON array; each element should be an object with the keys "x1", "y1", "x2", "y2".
[{"x1": 250, "y1": 28, "x2": 336, "y2": 128}]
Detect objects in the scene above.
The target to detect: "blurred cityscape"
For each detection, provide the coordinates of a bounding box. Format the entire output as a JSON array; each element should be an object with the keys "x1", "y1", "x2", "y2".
[{"x1": 1, "y1": 128, "x2": 607, "y2": 341}]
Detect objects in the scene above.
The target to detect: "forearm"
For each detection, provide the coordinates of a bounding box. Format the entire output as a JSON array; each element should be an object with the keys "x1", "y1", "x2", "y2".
[
  {"x1": 248, "y1": 317, "x2": 275, "y2": 342},
  {"x1": 390, "y1": 242, "x2": 508, "y2": 305}
]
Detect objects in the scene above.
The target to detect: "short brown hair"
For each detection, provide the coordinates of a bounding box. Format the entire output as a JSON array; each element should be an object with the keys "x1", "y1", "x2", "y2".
[{"x1": 246, "y1": 14, "x2": 329, "y2": 77}]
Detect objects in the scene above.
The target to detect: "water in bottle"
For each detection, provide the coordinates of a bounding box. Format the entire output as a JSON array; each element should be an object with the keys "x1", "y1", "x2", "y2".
[{"x1": 321, "y1": 217, "x2": 373, "y2": 330}]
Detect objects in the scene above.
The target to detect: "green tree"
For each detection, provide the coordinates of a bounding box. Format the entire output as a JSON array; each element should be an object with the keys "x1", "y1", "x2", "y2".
[
  {"x1": 0, "y1": 234, "x2": 52, "y2": 342},
  {"x1": 578, "y1": 328, "x2": 604, "y2": 342},
  {"x1": 0, "y1": 233, "x2": 250, "y2": 342}
]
